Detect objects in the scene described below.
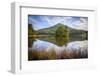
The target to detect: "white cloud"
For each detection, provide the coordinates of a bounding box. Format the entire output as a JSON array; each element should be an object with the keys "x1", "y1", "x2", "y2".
[
  {"x1": 40, "y1": 16, "x2": 88, "y2": 31},
  {"x1": 41, "y1": 16, "x2": 63, "y2": 27},
  {"x1": 29, "y1": 16, "x2": 88, "y2": 31},
  {"x1": 72, "y1": 18, "x2": 88, "y2": 31}
]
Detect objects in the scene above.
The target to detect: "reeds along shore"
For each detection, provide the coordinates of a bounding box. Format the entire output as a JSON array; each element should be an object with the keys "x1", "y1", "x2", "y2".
[{"x1": 28, "y1": 49, "x2": 88, "y2": 60}]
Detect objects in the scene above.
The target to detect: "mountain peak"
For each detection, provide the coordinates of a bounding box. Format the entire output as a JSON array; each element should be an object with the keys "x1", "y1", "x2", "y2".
[
  {"x1": 54, "y1": 23, "x2": 66, "y2": 27},
  {"x1": 55, "y1": 23, "x2": 64, "y2": 25}
]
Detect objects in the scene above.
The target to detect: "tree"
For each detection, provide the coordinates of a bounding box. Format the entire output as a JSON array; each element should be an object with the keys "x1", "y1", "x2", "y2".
[
  {"x1": 28, "y1": 24, "x2": 36, "y2": 35},
  {"x1": 28, "y1": 24, "x2": 36, "y2": 47},
  {"x1": 55, "y1": 25, "x2": 69, "y2": 46},
  {"x1": 56, "y1": 25, "x2": 69, "y2": 37}
]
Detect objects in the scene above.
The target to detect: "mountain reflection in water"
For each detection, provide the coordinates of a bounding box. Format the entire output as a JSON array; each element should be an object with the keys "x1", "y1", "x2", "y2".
[{"x1": 28, "y1": 36, "x2": 88, "y2": 60}]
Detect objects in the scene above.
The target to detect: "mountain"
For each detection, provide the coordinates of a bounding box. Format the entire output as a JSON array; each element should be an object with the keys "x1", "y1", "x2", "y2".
[
  {"x1": 37, "y1": 23, "x2": 87, "y2": 35},
  {"x1": 37, "y1": 23, "x2": 63, "y2": 35}
]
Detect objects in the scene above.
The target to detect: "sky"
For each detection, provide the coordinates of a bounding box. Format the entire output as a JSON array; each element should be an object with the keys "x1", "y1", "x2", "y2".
[{"x1": 28, "y1": 15, "x2": 88, "y2": 31}]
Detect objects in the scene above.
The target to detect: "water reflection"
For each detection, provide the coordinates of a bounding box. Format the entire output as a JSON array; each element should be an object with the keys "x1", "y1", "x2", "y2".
[
  {"x1": 55, "y1": 36, "x2": 69, "y2": 46},
  {"x1": 28, "y1": 35, "x2": 88, "y2": 60},
  {"x1": 31, "y1": 39, "x2": 87, "y2": 54}
]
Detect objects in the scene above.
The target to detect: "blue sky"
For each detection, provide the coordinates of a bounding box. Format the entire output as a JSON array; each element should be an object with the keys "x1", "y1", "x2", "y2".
[{"x1": 28, "y1": 15, "x2": 88, "y2": 31}]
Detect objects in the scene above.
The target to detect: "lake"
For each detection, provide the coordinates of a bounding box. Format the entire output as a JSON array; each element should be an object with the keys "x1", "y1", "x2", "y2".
[{"x1": 28, "y1": 35, "x2": 88, "y2": 60}]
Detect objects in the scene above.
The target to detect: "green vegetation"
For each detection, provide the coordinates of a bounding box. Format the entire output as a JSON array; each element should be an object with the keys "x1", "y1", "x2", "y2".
[
  {"x1": 37, "y1": 23, "x2": 63, "y2": 35},
  {"x1": 55, "y1": 25, "x2": 69, "y2": 46},
  {"x1": 28, "y1": 23, "x2": 88, "y2": 60},
  {"x1": 28, "y1": 24, "x2": 37, "y2": 47},
  {"x1": 28, "y1": 23, "x2": 87, "y2": 41},
  {"x1": 55, "y1": 25, "x2": 69, "y2": 37},
  {"x1": 28, "y1": 24, "x2": 37, "y2": 37},
  {"x1": 28, "y1": 23, "x2": 88, "y2": 46},
  {"x1": 37, "y1": 23, "x2": 87, "y2": 40}
]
